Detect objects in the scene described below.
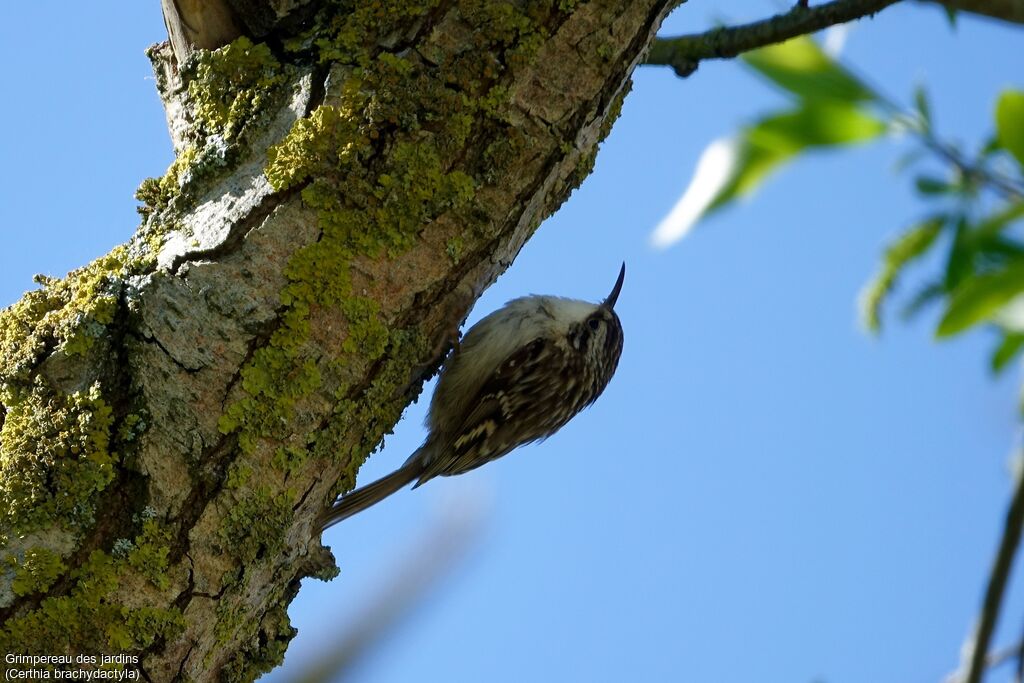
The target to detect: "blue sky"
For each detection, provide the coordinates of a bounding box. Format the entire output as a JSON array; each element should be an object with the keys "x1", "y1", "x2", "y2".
[{"x1": 2, "y1": 3, "x2": 1022, "y2": 682}]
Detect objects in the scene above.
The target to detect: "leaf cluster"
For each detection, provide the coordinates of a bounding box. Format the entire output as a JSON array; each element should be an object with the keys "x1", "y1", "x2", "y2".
[{"x1": 687, "y1": 35, "x2": 1024, "y2": 376}]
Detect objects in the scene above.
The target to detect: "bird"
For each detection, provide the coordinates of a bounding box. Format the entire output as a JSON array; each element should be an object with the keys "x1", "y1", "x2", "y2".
[{"x1": 319, "y1": 263, "x2": 626, "y2": 530}]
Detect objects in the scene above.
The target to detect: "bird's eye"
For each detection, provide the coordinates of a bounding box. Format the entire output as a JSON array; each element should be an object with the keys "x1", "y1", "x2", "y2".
[{"x1": 588, "y1": 318, "x2": 601, "y2": 331}]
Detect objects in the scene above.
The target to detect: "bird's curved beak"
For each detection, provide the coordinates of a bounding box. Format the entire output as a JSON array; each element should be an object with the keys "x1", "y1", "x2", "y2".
[{"x1": 603, "y1": 262, "x2": 625, "y2": 309}]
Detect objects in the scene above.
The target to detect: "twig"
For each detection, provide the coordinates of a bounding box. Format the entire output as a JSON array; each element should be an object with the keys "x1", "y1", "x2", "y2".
[
  {"x1": 945, "y1": 641, "x2": 1024, "y2": 682},
  {"x1": 875, "y1": 87, "x2": 1024, "y2": 200},
  {"x1": 646, "y1": 0, "x2": 903, "y2": 77},
  {"x1": 961, "y1": 471, "x2": 1024, "y2": 683},
  {"x1": 922, "y1": 135, "x2": 1024, "y2": 201}
]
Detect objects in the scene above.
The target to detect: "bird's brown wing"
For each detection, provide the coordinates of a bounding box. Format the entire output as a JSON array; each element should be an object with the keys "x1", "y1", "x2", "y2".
[{"x1": 417, "y1": 337, "x2": 549, "y2": 482}]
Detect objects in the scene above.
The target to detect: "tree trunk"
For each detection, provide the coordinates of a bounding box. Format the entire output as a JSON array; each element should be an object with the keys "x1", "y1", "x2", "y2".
[{"x1": 0, "y1": 1, "x2": 672, "y2": 680}]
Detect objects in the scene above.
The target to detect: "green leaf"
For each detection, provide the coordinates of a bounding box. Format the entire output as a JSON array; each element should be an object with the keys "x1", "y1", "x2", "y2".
[
  {"x1": 975, "y1": 236, "x2": 1024, "y2": 262},
  {"x1": 991, "y1": 332, "x2": 1024, "y2": 373},
  {"x1": 936, "y1": 206, "x2": 1024, "y2": 293},
  {"x1": 915, "y1": 175, "x2": 955, "y2": 195},
  {"x1": 995, "y1": 90, "x2": 1024, "y2": 168},
  {"x1": 914, "y1": 85, "x2": 932, "y2": 130},
  {"x1": 976, "y1": 201, "x2": 1024, "y2": 238},
  {"x1": 742, "y1": 35, "x2": 879, "y2": 104},
  {"x1": 860, "y1": 217, "x2": 945, "y2": 332},
  {"x1": 936, "y1": 265, "x2": 1024, "y2": 338},
  {"x1": 704, "y1": 101, "x2": 886, "y2": 215},
  {"x1": 748, "y1": 100, "x2": 887, "y2": 148},
  {"x1": 943, "y1": 5, "x2": 958, "y2": 28},
  {"x1": 943, "y1": 217, "x2": 973, "y2": 291},
  {"x1": 980, "y1": 135, "x2": 1001, "y2": 158}
]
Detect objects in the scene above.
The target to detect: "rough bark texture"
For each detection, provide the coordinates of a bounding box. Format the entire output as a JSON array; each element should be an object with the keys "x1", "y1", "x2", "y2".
[{"x1": 0, "y1": 1, "x2": 672, "y2": 680}]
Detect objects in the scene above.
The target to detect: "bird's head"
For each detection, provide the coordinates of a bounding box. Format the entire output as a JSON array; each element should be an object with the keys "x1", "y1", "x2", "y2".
[{"x1": 564, "y1": 263, "x2": 625, "y2": 381}]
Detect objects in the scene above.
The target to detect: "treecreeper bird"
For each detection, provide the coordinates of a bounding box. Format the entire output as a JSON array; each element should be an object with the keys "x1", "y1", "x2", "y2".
[{"x1": 318, "y1": 264, "x2": 626, "y2": 530}]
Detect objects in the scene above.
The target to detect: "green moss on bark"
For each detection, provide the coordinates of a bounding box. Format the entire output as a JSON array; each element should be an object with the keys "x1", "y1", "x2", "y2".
[
  {"x1": 301, "y1": 0, "x2": 443, "y2": 65},
  {"x1": 0, "y1": 251, "x2": 137, "y2": 541},
  {"x1": 218, "y1": 44, "x2": 478, "y2": 499},
  {"x1": 219, "y1": 605, "x2": 295, "y2": 683},
  {"x1": 0, "y1": 222, "x2": 181, "y2": 653},
  {"x1": 0, "y1": 381, "x2": 116, "y2": 533},
  {"x1": 134, "y1": 146, "x2": 200, "y2": 220},
  {"x1": 136, "y1": 36, "x2": 290, "y2": 230},
  {"x1": 0, "y1": 249, "x2": 129, "y2": 389},
  {"x1": 0, "y1": 550, "x2": 184, "y2": 653},
  {"x1": 189, "y1": 37, "x2": 287, "y2": 142},
  {"x1": 219, "y1": 488, "x2": 294, "y2": 564},
  {"x1": 126, "y1": 516, "x2": 174, "y2": 591},
  {"x1": 6, "y1": 547, "x2": 66, "y2": 597}
]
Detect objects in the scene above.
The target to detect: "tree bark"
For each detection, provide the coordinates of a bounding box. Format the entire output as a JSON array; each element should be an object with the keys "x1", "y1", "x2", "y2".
[{"x1": 0, "y1": 1, "x2": 672, "y2": 680}]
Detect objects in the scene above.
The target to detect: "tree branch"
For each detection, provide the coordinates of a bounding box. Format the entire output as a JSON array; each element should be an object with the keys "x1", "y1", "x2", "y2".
[
  {"x1": 962, "y1": 470, "x2": 1024, "y2": 683},
  {"x1": 645, "y1": 0, "x2": 902, "y2": 77},
  {"x1": 0, "y1": 2, "x2": 675, "y2": 679}
]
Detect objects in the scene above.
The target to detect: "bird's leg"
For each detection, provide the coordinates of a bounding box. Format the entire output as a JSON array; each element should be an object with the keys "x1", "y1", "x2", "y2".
[{"x1": 443, "y1": 320, "x2": 462, "y2": 357}]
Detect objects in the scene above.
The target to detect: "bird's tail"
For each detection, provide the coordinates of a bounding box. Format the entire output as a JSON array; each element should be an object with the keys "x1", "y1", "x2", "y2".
[{"x1": 319, "y1": 456, "x2": 427, "y2": 530}]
